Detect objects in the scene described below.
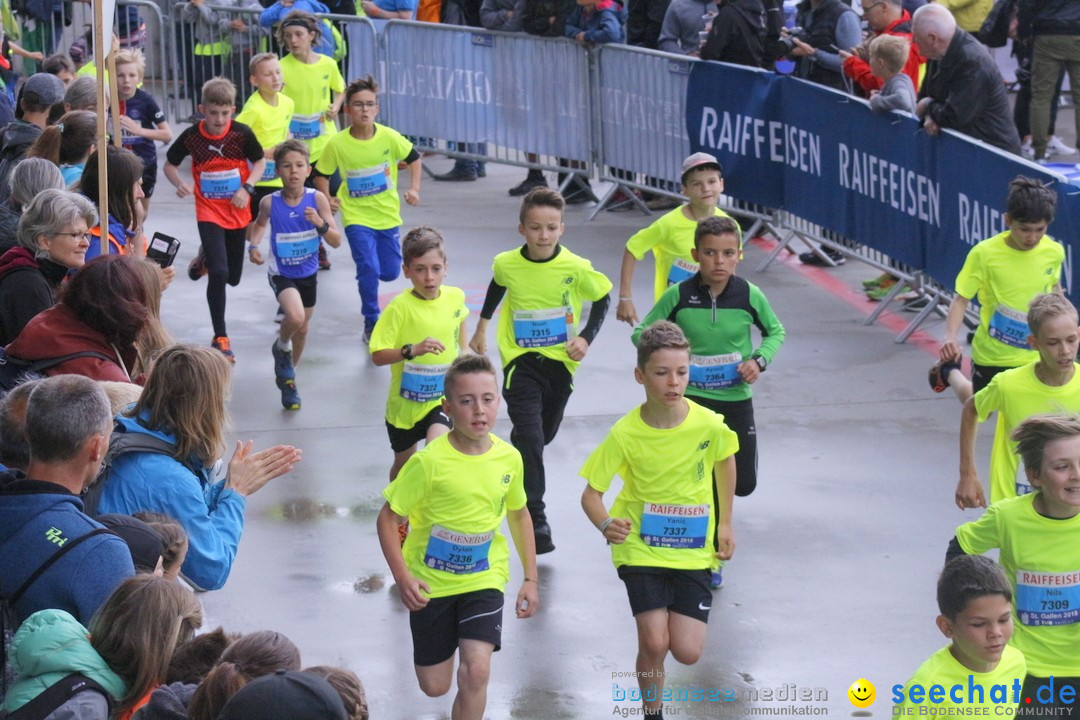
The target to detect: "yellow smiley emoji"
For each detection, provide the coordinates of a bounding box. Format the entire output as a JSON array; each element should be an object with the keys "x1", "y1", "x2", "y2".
[{"x1": 848, "y1": 678, "x2": 876, "y2": 708}]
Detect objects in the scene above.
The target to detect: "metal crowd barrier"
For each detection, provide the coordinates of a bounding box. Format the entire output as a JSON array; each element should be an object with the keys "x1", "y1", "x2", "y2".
[{"x1": 379, "y1": 20, "x2": 593, "y2": 183}]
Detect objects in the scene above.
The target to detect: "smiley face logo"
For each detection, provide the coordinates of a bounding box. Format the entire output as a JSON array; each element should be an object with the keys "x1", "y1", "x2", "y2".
[{"x1": 848, "y1": 679, "x2": 875, "y2": 708}]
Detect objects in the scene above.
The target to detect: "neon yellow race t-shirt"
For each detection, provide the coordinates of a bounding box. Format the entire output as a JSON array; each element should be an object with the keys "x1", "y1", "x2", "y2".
[
  {"x1": 893, "y1": 645, "x2": 1026, "y2": 715},
  {"x1": 315, "y1": 123, "x2": 414, "y2": 230},
  {"x1": 235, "y1": 91, "x2": 295, "y2": 188},
  {"x1": 579, "y1": 400, "x2": 738, "y2": 571},
  {"x1": 383, "y1": 434, "x2": 526, "y2": 599},
  {"x1": 957, "y1": 494, "x2": 1080, "y2": 677},
  {"x1": 279, "y1": 53, "x2": 345, "y2": 164},
  {"x1": 625, "y1": 206, "x2": 732, "y2": 303},
  {"x1": 954, "y1": 231, "x2": 1063, "y2": 368},
  {"x1": 492, "y1": 245, "x2": 612, "y2": 374},
  {"x1": 369, "y1": 286, "x2": 469, "y2": 430},
  {"x1": 974, "y1": 363, "x2": 1080, "y2": 503}
]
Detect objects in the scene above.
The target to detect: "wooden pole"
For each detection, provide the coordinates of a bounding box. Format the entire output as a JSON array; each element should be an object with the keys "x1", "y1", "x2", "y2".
[{"x1": 93, "y1": 0, "x2": 109, "y2": 257}]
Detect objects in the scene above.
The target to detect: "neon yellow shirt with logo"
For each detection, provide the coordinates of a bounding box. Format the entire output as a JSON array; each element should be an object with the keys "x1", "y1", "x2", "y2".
[
  {"x1": 580, "y1": 400, "x2": 738, "y2": 570},
  {"x1": 383, "y1": 434, "x2": 526, "y2": 598},
  {"x1": 369, "y1": 286, "x2": 469, "y2": 430},
  {"x1": 315, "y1": 124, "x2": 413, "y2": 230},
  {"x1": 279, "y1": 53, "x2": 344, "y2": 164},
  {"x1": 974, "y1": 363, "x2": 1080, "y2": 503},
  {"x1": 235, "y1": 91, "x2": 295, "y2": 188},
  {"x1": 893, "y1": 645, "x2": 1026, "y2": 716},
  {"x1": 625, "y1": 206, "x2": 732, "y2": 303},
  {"x1": 954, "y1": 231, "x2": 1063, "y2": 368},
  {"x1": 957, "y1": 493, "x2": 1080, "y2": 677},
  {"x1": 493, "y1": 245, "x2": 612, "y2": 374}
]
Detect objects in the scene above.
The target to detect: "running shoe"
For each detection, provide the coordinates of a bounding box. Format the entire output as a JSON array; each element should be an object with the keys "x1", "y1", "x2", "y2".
[
  {"x1": 862, "y1": 273, "x2": 893, "y2": 289},
  {"x1": 280, "y1": 379, "x2": 301, "y2": 410},
  {"x1": 798, "y1": 248, "x2": 845, "y2": 266},
  {"x1": 318, "y1": 242, "x2": 331, "y2": 271},
  {"x1": 710, "y1": 568, "x2": 724, "y2": 589},
  {"x1": 1047, "y1": 136, "x2": 1076, "y2": 157},
  {"x1": 211, "y1": 336, "x2": 235, "y2": 364},
  {"x1": 534, "y1": 520, "x2": 555, "y2": 555},
  {"x1": 508, "y1": 174, "x2": 547, "y2": 197},
  {"x1": 272, "y1": 340, "x2": 295, "y2": 383},
  {"x1": 866, "y1": 282, "x2": 910, "y2": 301},
  {"x1": 928, "y1": 359, "x2": 961, "y2": 393},
  {"x1": 188, "y1": 248, "x2": 207, "y2": 281}
]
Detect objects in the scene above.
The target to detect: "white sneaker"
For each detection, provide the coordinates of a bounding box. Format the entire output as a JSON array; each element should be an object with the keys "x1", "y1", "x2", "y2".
[
  {"x1": 1021, "y1": 139, "x2": 1035, "y2": 159},
  {"x1": 1047, "y1": 136, "x2": 1076, "y2": 157}
]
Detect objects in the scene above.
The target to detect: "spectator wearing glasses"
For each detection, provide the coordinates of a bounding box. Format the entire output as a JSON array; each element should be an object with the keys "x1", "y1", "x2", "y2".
[{"x1": 839, "y1": 0, "x2": 925, "y2": 96}]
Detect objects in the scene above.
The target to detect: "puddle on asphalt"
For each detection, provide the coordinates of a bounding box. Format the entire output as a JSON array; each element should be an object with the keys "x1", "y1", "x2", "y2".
[{"x1": 267, "y1": 495, "x2": 384, "y2": 522}]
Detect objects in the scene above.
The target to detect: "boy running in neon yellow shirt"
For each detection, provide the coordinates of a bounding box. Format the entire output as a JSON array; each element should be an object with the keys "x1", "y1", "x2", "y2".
[
  {"x1": 236, "y1": 53, "x2": 294, "y2": 209},
  {"x1": 892, "y1": 555, "x2": 1026, "y2": 716},
  {"x1": 315, "y1": 75, "x2": 422, "y2": 340},
  {"x1": 376, "y1": 355, "x2": 539, "y2": 720},
  {"x1": 581, "y1": 320, "x2": 738, "y2": 720},
  {"x1": 469, "y1": 187, "x2": 612, "y2": 555},
  {"x1": 957, "y1": 294, "x2": 1080, "y2": 509},
  {"x1": 930, "y1": 177, "x2": 1063, "y2": 402},
  {"x1": 370, "y1": 226, "x2": 469, "y2": 482},
  {"x1": 617, "y1": 152, "x2": 733, "y2": 326},
  {"x1": 948, "y1": 413, "x2": 1080, "y2": 715}
]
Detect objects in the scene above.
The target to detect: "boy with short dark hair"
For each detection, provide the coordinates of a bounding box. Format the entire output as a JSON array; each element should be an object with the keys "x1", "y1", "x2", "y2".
[
  {"x1": 248, "y1": 139, "x2": 341, "y2": 410},
  {"x1": 469, "y1": 187, "x2": 612, "y2": 554},
  {"x1": 930, "y1": 177, "x2": 1064, "y2": 403},
  {"x1": 633, "y1": 215, "x2": 784, "y2": 587},
  {"x1": 956, "y1": 294, "x2": 1080, "y2": 509},
  {"x1": 892, "y1": 555, "x2": 1026, "y2": 715},
  {"x1": 314, "y1": 75, "x2": 422, "y2": 341},
  {"x1": 376, "y1": 354, "x2": 538, "y2": 720},
  {"x1": 947, "y1": 412, "x2": 1080, "y2": 715},
  {"x1": 617, "y1": 152, "x2": 733, "y2": 326},
  {"x1": 581, "y1": 320, "x2": 738, "y2": 720},
  {"x1": 370, "y1": 226, "x2": 469, "y2": 482},
  {"x1": 164, "y1": 77, "x2": 266, "y2": 363}
]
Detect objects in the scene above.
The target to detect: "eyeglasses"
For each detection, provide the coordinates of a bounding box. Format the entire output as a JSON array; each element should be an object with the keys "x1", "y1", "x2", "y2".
[
  {"x1": 53, "y1": 231, "x2": 93, "y2": 242},
  {"x1": 861, "y1": 1, "x2": 884, "y2": 12},
  {"x1": 349, "y1": 101, "x2": 378, "y2": 109}
]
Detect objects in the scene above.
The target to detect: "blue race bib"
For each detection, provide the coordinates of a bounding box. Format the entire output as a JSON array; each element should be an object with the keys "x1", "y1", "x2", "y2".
[
  {"x1": 346, "y1": 165, "x2": 390, "y2": 198},
  {"x1": 275, "y1": 229, "x2": 320, "y2": 265},
  {"x1": 423, "y1": 525, "x2": 493, "y2": 574},
  {"x1": 513, "y1": 308, "x2": 572, "y2": 348},
  {"x1": 1016, "y1": 569, "x2": 1080, "y2": 627},
  {"x1": 667, "y1": 257, "x2": 699, "y2": 286},
  {"x1": 260, "y1": 159, "x2": 276, "y2": 182},
  {"x1": 988, "y1": 305, "x2": 1031, "y2": 349},
  {"x1": 199, "y1": 169, "x2": 241, "y2": 199},
  {"x1": 290, "y1": 113, "x2": 322, "y2": 140},
  {"x1": 640, "y1": 503, "x2": 709, "y2": 549},
  {"x1": 400, "y1": 362, "x2": 448, "y2": 402},
  {"x1": 689, "y1": 353, "x2": 743, "y2": 390}
]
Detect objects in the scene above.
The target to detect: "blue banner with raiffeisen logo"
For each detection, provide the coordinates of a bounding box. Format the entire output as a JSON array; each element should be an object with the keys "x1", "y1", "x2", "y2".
[{"x1": 684, "y1": 60, "x2": 1080, "y2": 298}]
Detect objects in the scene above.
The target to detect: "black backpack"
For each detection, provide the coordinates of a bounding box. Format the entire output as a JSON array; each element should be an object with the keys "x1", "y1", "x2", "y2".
[
  {"x1": 81, "y1": 423, "x2": 202, "y2": 518},
  {"x1": 0, "y1": 673, "x2": 112, "y2": 720},
  {"x1": 1, "y1": 528, "x2": 112, "y2": 706},
  {"x1": 0, "y1": 348, "x2": 114, "y2": 394}
]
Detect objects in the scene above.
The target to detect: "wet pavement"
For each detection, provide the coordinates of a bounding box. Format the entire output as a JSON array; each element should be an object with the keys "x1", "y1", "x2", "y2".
[{"x1": 146, "y1": 150, "x2": 991, "y2": 719}]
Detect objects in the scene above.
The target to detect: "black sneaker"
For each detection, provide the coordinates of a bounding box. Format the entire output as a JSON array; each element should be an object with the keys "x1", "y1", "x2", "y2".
[
  {"x1": 272, "y1": 340, "x2": 295, "y2": 384},
  {"x1": 534, "y1": 521, "x2": 555, "y2": 555},
  {"x1": 929, "y1": 359, "x2": 961, "y2": 393},
  {"x1": 508, "y1": 174, "x2": 548, "y2": 197},
  {"x1": 188, "y1": 248, "x2": 207, "y2": 281},
  {"x1": 432, "y1": 168, "x2": 477, "y2": 182},
  {"x1": 798, "y1": 248, "x2": 846, "y2": 266}
]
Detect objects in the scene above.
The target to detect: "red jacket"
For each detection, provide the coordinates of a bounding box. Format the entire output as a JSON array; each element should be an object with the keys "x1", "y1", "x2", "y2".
[
  {"x1": 6, "y1": 303, "x2": 138, "y2": 383},
  {"x1": 842, "y1": 11, "x2": 925, "y2": 95}
]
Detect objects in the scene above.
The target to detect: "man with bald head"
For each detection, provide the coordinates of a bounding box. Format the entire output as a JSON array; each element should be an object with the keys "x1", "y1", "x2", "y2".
[{"x1": 912, "y1": 3, "x2": 1020, "y2": 154}]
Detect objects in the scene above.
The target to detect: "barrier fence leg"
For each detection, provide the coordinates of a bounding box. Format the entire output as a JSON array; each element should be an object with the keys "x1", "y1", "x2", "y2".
[
  {"x1": 755, "y1": 228, "x2": 796, "y2": 272},
  {"x1": 587, "y1": 184, "x2": 619, "y2": 221},
  {"x1": 896, "y1": 289, "x2": 947, "y2": 343}
]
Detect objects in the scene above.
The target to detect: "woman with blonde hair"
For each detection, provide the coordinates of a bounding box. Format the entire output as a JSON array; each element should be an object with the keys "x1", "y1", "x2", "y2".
[
  {"x1": 1, "y1": 575, "x2": 203, "y2": 720},
  {"x1": 95, "y1": 345, "x2": 302, "y2": 591}
]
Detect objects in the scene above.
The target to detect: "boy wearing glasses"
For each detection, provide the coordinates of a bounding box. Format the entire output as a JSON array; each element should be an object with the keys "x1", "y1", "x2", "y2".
[{"x1": 314, "y1": 75, "x2": 422, "y2": 340}]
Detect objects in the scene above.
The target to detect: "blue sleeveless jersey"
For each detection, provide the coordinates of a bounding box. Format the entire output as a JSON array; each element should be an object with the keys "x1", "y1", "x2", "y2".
[{"x1": 269, "y1": 188, "x2": 320, "y2": 279}]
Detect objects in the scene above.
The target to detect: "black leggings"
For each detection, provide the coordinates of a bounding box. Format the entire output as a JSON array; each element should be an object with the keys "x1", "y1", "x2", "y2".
[
  {"x1": 691, "y1": 395, "x2": 758, "y2": 497},
  {"x1": 197, "y1": 221, "x2": 246, "y2": 337}
]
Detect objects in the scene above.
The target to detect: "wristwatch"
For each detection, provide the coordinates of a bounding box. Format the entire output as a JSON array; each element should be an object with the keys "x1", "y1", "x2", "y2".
[
  {"x1": 753, "y1": 354, "x2": 767, "y2": 372},
  {"x1": 401, "y1": 344, "x2": 414, "y2": 360},
  {"x1": 242, "y1": 182, "x2": 256, "y2": 195}
]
